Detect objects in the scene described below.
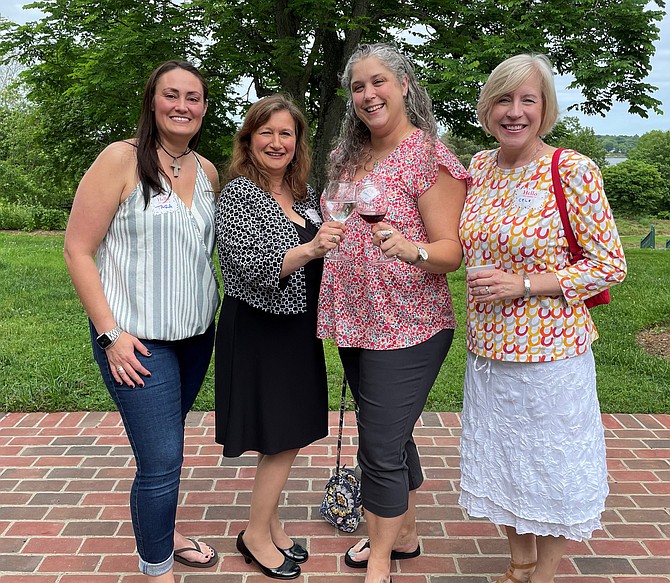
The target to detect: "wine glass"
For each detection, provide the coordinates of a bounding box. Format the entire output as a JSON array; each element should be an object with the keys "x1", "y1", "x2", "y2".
[
  {"x1": 356, "y1": 177, "x2": 393, "y2": 263},
  {"x1": 322, "y1": 180, "x2": 357, "y2": 261}
]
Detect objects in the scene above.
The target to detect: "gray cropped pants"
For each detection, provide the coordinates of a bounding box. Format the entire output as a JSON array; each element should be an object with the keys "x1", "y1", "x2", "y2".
[{"x1": 338, "y1": 328, "x2": 454, "y2": 518}]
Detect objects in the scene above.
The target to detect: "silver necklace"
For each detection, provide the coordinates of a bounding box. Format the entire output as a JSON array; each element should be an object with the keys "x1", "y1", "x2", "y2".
[
  {"x1": 496, "y1": 140, "x2": 545, "y2": 168},
  {"x1": 365, "y1": 127, "x2": 415, "y2": 171}
]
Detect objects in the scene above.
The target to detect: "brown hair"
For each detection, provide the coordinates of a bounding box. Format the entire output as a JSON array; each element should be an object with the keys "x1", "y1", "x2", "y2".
[
  {"x1": 135, "y1": 60, "x2": 208, "y2": 207},
  {"x1": 228, "y1": 94, "x2": 311, "y2": 200}
]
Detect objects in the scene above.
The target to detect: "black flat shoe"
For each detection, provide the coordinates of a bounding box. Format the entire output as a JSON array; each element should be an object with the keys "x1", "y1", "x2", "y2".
[
  {"x1": 276, "y1": 540, "x2": 308, "y2": 563},
  {"x1": 236, "y1": 531, "x2": 301, "y2": 580}
]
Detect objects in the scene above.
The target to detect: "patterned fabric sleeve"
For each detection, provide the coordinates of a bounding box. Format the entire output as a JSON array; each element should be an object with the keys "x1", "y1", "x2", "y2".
[
  {"x1": 555, "y1": 152, "x2": 627, "y2": 305},
  {"x1": 216, "y1": 178, "x2": 288, "y2": 293},
  {"x1": 407, "y1": 138, "x2": 468, "y2": 199}
]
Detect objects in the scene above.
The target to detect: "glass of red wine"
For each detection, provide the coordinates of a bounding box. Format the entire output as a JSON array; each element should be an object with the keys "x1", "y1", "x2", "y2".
[
  {"x1": 356, "y1": 177, "x2": 394, "y2": 263},
  {"x1": 322, "y1": 180, "x2": 357, "y2": 261}
]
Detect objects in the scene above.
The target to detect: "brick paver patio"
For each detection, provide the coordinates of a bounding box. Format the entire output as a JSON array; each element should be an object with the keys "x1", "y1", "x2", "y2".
[{"x1": 0, "y1": 411, "x2": 669, "y2": 582}]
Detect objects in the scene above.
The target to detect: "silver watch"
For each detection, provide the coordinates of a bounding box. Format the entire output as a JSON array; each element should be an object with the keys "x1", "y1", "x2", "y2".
[
  {"x1": 408, "y1": 245, "x2": 428, "y2": 265},
  {"x1": 96, "y1": 326, "x2": 123, "y2": 350}
]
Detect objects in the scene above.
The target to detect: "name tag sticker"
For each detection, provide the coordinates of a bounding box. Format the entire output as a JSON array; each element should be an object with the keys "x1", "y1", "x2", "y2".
[
  {"x1": 513, "y1": 186, "x2": 546, "y2": 211},
  {"x1": 151, "y1": 193, "x2": 179, "y2": 215},
  {"x1": 306, "y1": 209, "x2": 322, "y2": 225}
]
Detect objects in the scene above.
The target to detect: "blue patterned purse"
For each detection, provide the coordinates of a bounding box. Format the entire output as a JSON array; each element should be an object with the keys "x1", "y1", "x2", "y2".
[{"x1": 319, "y1": 374, "x2": 362, "y2": 532}]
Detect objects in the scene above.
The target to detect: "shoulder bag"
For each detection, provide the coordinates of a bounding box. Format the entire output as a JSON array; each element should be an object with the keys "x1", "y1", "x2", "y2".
[{"x1": 551, "y1": 148, "x2": 610, "y2": 308}]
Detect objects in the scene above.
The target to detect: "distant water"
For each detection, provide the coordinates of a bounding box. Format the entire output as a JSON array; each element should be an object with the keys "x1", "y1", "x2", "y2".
[{"x1": 606, "y1": 156, "x2": 627, "y2": 165}]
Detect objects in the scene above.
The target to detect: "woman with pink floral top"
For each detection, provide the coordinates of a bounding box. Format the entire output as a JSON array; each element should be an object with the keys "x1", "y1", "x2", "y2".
[
  {"x1": 317, "y1": 43, "x2": 466, "y2": 583},
  {"x1": 458, "y1": 54, "x2": 627, "y2": 583}
]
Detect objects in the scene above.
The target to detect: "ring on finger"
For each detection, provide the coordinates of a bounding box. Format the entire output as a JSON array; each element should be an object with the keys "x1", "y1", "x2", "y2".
[
  {"x1": 485, "y1": 286, "x2": 491, "y2": 295},
  {"x1": 379, "y1": 229, "x2": 393, "y2": 240},
  {"x1": 116, "y1": 366, "x2": 125, "y2": 374},
  {"x1": 330, "y1": 235, "x2": 338, "y2": 243}
]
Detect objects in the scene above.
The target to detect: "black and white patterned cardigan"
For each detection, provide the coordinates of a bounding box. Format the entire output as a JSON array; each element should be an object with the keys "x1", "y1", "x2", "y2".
[{"x1": 215, "y1": 176, "x2": 323, "y2": 315}]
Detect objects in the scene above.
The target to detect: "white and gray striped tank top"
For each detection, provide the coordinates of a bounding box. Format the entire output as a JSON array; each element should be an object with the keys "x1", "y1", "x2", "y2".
[{"x1": 96, "y1": 160, "x2": 220, "y2": 341}]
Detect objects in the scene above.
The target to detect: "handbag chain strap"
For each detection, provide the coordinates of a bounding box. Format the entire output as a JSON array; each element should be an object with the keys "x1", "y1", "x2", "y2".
[
  {"x1": 551, "y1": 147, "x2": 583, "y2": 262},
  {"x1": 335, "y1": 372, "x2": 348, "y2": 473}
]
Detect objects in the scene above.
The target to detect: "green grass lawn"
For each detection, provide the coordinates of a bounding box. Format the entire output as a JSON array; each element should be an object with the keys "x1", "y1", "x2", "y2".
[
  {"x1": 617, "y1": 217, "x2": 670, "y2": 249},
  {"x1": 1, "y1": 231, "x2": 669, "y2": 413}
]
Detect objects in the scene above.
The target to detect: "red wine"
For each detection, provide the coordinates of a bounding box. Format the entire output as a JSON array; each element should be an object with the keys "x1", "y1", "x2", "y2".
[{"x1": 359, "y1": 212, "x2": 385, "y2": 224}]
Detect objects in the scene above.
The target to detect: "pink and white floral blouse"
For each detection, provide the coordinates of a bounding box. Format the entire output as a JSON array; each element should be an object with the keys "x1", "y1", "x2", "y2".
[
  {"x1": 317, "y1": 130, "x2": 468, "y2": 350},
  {"x1": 460, "y1": 148, "x2": 627, "y2": 362}
]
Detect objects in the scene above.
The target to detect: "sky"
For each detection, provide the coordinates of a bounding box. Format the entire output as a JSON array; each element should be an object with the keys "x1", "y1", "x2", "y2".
[
  {"x1": 555, "y1": 6, "x2": 670, "y2": 135},
  {"x1": 2, "y1": 1, "x2": 668, "y2": 136}
]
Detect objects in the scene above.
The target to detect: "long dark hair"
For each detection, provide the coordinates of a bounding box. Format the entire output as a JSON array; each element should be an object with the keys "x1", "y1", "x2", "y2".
[
  {"x1": 135, "y1": 60, "x2": 209, "y2": 207},
  {"x1": 228, "y1": 94, "x2": 311, "y2": 201}
]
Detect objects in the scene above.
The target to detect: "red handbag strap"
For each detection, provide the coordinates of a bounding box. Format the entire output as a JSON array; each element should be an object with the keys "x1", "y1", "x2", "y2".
[{"x1": 551, "y1": 148, "x2": 583, "y2": 262}]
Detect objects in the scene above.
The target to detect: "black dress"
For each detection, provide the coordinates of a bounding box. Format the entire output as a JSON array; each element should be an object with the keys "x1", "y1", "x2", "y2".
[{"x1": 215, "y1": 220, "x2": 328, "y2": 457}]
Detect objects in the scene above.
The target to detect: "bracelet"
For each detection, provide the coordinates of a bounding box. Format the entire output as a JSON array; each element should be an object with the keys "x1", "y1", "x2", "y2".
[{"x1": 523, "y1": 274, "x2": 531, "y2": 300}]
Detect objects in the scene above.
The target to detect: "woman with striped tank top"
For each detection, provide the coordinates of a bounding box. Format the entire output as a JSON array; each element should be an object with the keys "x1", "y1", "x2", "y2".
[{"x1": 64, "y1": 60, "x2": 220, "y2": 582}]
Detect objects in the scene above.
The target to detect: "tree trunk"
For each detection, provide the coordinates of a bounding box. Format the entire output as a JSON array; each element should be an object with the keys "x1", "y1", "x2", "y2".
[{"x1": 310, "y1": 2, "x2": 367, "y2": 192}]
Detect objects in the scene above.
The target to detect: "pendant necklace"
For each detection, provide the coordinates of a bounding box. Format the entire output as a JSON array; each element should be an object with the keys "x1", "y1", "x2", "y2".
[
  {"x1": 366, "y1": 127, "x2": 415, "y2": 171},
  {"x1": 158, "y1": 142, "x2": 191, "y2": 177}
]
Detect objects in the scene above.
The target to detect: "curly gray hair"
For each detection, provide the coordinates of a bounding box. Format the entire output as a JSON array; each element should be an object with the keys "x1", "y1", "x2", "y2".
[{"x1": 328, "y1": 43, "x2": 437, "y2": 181}]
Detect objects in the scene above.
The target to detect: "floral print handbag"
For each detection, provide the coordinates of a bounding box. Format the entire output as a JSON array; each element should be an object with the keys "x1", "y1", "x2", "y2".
[{"x1": 320, "y1": 374, "x2": 362, "y2": 532}]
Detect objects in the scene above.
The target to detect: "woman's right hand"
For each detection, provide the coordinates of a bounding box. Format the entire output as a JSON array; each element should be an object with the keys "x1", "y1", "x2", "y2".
[
  {"x1": 105, "y1": 333, "x2": 152, "y2": 388},
  {"x1": 310, "y1": 220, "x2": 346, "y2": 258}
]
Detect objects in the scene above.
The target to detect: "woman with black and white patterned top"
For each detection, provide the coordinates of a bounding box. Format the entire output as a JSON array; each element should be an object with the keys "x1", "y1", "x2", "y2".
[{"x1": 215, "y1": 94, "x2": 345, "y2": 580}]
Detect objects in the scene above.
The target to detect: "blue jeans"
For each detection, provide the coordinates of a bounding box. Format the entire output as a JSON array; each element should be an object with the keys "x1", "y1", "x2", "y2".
[{"x1": 90, "y1": 322, "x2": 215, "y2": 576}]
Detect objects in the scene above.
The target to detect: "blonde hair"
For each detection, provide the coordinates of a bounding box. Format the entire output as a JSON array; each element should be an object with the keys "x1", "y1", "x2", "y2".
[{"x1": 477, "y1": 53, "x2": 559, "y2": 137}]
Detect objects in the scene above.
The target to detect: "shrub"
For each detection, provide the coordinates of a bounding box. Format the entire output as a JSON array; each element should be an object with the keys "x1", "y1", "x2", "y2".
[
  {"x1": 602, "y1": 159, "x2": 669, "y2": 216},
  {"x1": 0, "y1": 201, "x2": 68, "y2": 231},
  {"x1": 628, "y1": 130, "x2": 670, "y2": 179}
]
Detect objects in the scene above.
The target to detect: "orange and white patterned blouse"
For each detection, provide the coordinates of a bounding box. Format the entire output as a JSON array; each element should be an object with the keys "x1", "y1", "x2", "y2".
[{"x1": 459, "y1": 148, "x2": 627, "y2": 362}]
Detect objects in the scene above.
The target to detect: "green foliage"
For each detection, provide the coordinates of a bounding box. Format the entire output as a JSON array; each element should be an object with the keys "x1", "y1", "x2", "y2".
[
  {"x1": 0, "y1": 200, "x2": 69, "y2": 230},
  {"x1": 625, "y1": 131, "x2": 670, "y2": 217},
  {"x1": 1, "y1": 232, "x2": 669, "y2": 414},
  {"x1": 440, "y1": 131, "x2": 492, "y2": 168},
  {"x1": 602, "y1": 159, "x2": 669, "y2": 216},
  {"x1": 0, "y1": 0, "x2": 237, "y2": 194},
  {"x1": 545, "y1": 116, "x2": 609, "y2": 168},
  {"x1": 0, "y1": 0, "x2": 664, "y2": 193},
  {"x1": 0, "y1": 76, "x2": 74, "y2": 208},
  {"x1": 597, "y1": 134, "x2": 639, "y2": 155},
  {"x1": 628, "y1": 130, "x2": 670, "y2": 180}
]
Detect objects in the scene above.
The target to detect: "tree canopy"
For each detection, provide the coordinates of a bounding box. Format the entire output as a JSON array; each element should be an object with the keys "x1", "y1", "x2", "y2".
[
  {"x1": 0, "y1": 0, "x2": 665, "y2": 194},
  {"x1": 602, "y1": 159, "x2": 668, "y2": 217},
  {"x1": 628, "y1": 130, "x2": 670, "y2": 179},
  {"x1": 545, "y1": 116, "x2": 609, "y2": 169}
]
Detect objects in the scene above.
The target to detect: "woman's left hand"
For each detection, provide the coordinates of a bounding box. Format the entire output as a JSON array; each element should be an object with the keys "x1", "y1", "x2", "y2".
[
  {"x1": 467, "y1": 269, "x2": 524, "y2": 302},
  {"x1": 371, "y1": 222, "x2": 418, "y2": 263}
]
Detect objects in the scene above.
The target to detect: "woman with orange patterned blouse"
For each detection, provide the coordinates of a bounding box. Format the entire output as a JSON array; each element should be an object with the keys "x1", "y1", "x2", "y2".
[{"x1": 458, "y1": 54, "x2": 626, "y2": 583}]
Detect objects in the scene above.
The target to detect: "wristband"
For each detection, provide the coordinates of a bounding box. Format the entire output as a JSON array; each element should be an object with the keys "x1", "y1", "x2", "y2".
[{"x1": 523, "y1": 274, "x2": 531, "y2": 300}]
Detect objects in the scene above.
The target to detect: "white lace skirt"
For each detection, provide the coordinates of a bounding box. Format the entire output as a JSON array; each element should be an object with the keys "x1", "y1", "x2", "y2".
[{"x1": 458, "y1": 349, "x2": 608, "y2": 541}]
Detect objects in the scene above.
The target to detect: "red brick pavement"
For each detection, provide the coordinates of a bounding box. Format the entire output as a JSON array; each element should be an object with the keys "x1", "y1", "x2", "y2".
[{"x1": 0, "y1": 411, "x2": 669, "y2": 582}]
